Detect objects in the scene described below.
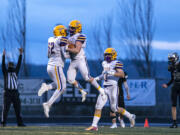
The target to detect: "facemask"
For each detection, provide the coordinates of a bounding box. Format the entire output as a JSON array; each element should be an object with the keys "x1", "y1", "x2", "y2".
[{"x1": 105, "y1": 55, "x2": 112, "y2": 63}]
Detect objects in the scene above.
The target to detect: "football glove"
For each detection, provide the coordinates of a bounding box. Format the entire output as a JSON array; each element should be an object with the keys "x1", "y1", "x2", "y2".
[
  {"x1": 94, "y1": 76, "x2": 100, "y2": 81},
  {"x1": 107, "y1": 71, "x2": 115, "y2": 76}
]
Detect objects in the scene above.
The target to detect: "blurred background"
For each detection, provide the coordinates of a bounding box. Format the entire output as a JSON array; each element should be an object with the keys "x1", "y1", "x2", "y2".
[{"x1": 0, "y1": 0, "x2": 180, "y2": 125}]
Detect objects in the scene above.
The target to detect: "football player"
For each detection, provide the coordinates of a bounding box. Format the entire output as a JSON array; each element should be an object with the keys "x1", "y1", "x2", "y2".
[
  {"x1": 38, "y1": 25, "x2": 70, "y2": 118},
  {"x1": 85, "y1": 48, "x2": 135, "y2": 131},
  {"x1": 66, "y1": 20, "x2": 106, "y2": 100}
]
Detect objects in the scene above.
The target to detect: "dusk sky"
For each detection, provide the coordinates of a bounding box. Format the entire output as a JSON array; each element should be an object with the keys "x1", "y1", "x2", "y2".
[{"x1": 0, "y1": 0, "x2": 180, "y2": 64}]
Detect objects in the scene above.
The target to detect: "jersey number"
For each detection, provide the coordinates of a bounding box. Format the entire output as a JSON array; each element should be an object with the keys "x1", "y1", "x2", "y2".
[{"x1": 48, "y1": 42, "x2": 55, "y2": 57}]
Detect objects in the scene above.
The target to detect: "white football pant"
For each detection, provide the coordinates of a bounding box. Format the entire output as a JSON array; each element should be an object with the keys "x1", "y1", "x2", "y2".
[
  {"x1": 95, "y1": 85, "x2": 118, "y2": 112},
  {"x1": 67, "y1": 58, "x2": 91, "y2": 84},
  {"x1": 47, "y1": 65, "x2": 66, "y2": 92}
]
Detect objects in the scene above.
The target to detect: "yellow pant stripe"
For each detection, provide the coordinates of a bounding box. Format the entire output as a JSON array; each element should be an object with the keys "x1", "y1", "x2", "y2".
[
  {"x1": 122, "y1": 109, "x2": 126, "y2": 115},
  {"x1": 55, "y1": 66, "x2": 60, "y2": 90},
  {"x1": 97, "y1": 86, "x2": 101, "y2": 90},
  {"x1": 94, "y1": 113, "x2": 101, "y2": 118}
]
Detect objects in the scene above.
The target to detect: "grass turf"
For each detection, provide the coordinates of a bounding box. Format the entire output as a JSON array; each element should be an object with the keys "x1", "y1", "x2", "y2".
[{"x1": 0, "y1": 126, "x2": 180, "y2": 135}]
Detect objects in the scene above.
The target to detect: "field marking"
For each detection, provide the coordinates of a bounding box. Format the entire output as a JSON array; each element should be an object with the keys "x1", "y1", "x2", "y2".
[{"x1": 0, "y1": 130, "x2": 96, "y2": 135}]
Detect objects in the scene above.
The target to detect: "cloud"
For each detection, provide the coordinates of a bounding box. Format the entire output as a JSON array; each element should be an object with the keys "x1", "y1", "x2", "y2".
[{"x1": 152, "y1": 41, "x2": 180, "y2": 50}]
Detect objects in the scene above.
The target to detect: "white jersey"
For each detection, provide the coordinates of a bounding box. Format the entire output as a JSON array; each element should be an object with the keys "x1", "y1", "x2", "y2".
[
  {"x1": 102, "y1": 60, "x2": 123, "y2": 85},
  {"x1": 68, "y1": 33, "x2": 86, "y2": 60},
  {"x1": 48, "y1": 36, "x2": 68, "y2": 67}
]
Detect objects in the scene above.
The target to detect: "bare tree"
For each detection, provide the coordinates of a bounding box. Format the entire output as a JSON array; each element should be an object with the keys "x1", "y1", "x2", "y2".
[
  {"x1": 91, "y1": 11, "x2": 114, "y2": 60},
  {"x1": 116, "y1": 0, "x2": 155, "y2": 77},
  {"x1": 91, "y1": 20, "x2": 103, "y2": 61},
  {"x1": 1, "y1": 0, "x2": 27, "y2": 76},
  {"x1": 89, "y1": 11, "x2": 114, "y2": 75},
  {"x1": 102, "y1": 11, "x2": 114, "y2": 48}
]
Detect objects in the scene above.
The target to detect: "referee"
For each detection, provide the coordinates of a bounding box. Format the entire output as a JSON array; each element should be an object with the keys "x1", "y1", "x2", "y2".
[{"x1": 1, "y1": 48, "x2": 25, "y2": 127}]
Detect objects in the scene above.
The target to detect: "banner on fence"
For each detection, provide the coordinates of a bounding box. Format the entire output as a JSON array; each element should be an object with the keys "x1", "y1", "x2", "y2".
[
  {"x1": 0, "y1": 79, "x2": 44, "y2": 106},
  {"x1": 125, "y1": 79, "x2": 156, "y2": 106},
  {"x1": 0, "y1": 79, "x2": 156, "y2": 106}
]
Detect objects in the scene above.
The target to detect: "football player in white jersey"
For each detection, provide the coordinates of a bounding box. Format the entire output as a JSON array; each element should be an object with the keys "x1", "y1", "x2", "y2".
[
  {"x1": 85, "y1": 48, "x2": 136, "y2": 131},
  {"x1": 38, "y1": 25, "x2": 69, "y2": 118},
  {"x1": 66, "y1": 20, "x2": 106, "y2": 101}
]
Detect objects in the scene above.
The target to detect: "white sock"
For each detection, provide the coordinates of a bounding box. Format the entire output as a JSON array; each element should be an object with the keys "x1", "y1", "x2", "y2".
[
  {"x1": 47, "y1": 82, "x2": 56, "y2": 90},
  {"x1": 123, "y1": 110, "x2": 132, "y2": 119},
  {"x1": 47, "y1": 84, "x2": 52, "y2": 90},
  {"x1": 99, "y1": 88, "x2": 105, "y2": 94},
  {"x1": 92, "y1": 116, "x2": 100, "y2": 127},
  {"x1": 118, "y1": 116, "x2": 121, "y2": 121},
  {"x1": 91, "y1": 79, "x2": 101, "y2": 90},
  {"x1": 74, "y1": 81, "x2": 84, "y2": 91},
  {"x1": 118, "y1": 116, "x2": 123, "y2": 122},
  {"x1": 47, "y1": 90, "x2": 62, "y2": 106}
]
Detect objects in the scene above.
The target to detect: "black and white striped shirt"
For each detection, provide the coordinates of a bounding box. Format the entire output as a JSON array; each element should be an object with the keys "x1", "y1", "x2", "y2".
[
  {"x1": 2, "y1": 54, "x2": 22, "y2": 91},
  {"x1": 7, "y1": 72, "x2": 18, "y2": 90}
]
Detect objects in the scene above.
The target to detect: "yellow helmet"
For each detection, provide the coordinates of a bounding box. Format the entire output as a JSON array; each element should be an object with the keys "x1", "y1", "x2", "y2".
[
  {"x1": 53, "y1": 25, "x2": 68, "y2": 37},
  {"x1": 104, "y1": 48, "x2": 117, "y2": 62},
  {"x1": 69, "y1": 20, "x2": 82, "y2": 36}
]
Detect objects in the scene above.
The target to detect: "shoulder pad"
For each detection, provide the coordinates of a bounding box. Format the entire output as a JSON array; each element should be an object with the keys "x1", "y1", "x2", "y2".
[
  {"x1": 60, "y1": 37, "x2": 68, "y2": 46},
  {"x1": 102, "y1": 61, "x2": 106, "y2": 66},
  {"x1": 48, "y1": 37, "x2": 54, "y2": 42},
  {"x1": 76, "y1": 34, "x2": 86, "y2": 42},
  {"x1": 115, "y1": 61, "x2": 123, "y2": 69}
]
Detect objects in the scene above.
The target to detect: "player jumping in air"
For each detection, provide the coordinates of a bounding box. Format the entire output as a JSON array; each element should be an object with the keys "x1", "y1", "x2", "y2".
[
  {"x1": 38, "y1": 25, "x2": 70, "y2": 118},
  {"x1": 65, "y1": 20, "x2": 106, "y2": 101}
]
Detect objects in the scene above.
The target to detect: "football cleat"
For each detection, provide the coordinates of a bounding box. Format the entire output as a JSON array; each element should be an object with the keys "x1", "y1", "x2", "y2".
[
  {"x1": 38, "y1": 83, "x2": 48, "y2": 96},
  {"x1": 43, "y1": 103, "x2": 50, "y2": 118},
  {"x1": 129, "y1": 114, "x2": 136, "y2": 128},
  {"x1": 110, "y1": 123, "x2": 117, "y2": 129},
  {"x1": 169, "y1": 123, "x2": 178, "y2": 128},
  {"x1": 119, "y1": 120, "x2": 125, "y2": 128},
  {"x1": 85, "y1": 126, "x2": 98, "y2": 131},
  {"x1": 81, "y1": 90, "x2": 87, "y2": 102}
]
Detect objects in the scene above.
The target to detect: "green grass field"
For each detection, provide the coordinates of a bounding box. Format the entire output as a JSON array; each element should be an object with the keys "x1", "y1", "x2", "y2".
[{"x1": 0, "y1": 126, "x2": 180, "y2": 135}]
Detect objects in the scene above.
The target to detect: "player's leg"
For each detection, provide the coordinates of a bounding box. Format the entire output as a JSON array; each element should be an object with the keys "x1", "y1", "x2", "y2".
[
  {"x1": 170, "y1": 85, "x2": 178, "y2": 128},
  {"x1": 67, "y1": 61, "x2": 87, "y2": 102},
  {"x1": 85, "y1": 92, "x2": 108, "y2": 131},
  {"x1": 117, "y1": 107, "x2": 136, "y2": 127},
  {"x1": 43, "y1": 66, "x2": 66, "y2": 118},
  {"x1": 108, "y1": 85, "x2": 118, "y2": 128},
  {"x1": 118, "y1": 87, "x2": 126, "y2": 128},
  {"x1": 71, "y1": 81, "x2": 87, "y2": 102},
  {"x1": 78, "y1": 58, "x2": 105, "y2": 97},
  {"x1": 38, "y1": 65, "x2": 57, "y2": 96},
  {"x1": 111, "y1": 85, "x2": 135, "y2": 127},
  {"x1": 110, "y1": 111, "x2": 117, "y2": 128},
  {"x1": 38, "y1": 83, "x2": 57, "y2": 96}
]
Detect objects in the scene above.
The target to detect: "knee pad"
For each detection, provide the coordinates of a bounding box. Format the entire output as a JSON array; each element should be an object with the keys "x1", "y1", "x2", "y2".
[
  {"x1": 61, "y1": 88, "x2": 66, "y2": 94},
  {"x1": 111, "y1": 104, "x2": 117, "y2": 112},
  {"x1": 95, "y1": 102, "x2": 103, "y2": 110},
  {"x1": 67, "y1": 78, "x2": 74, "y2": 85},
  {"x1": 84, "y1": 75, "x2": 91, "y2": 82},
  {"x1": 62, "y1": 83, "x2": 66, "y2": 90}
]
